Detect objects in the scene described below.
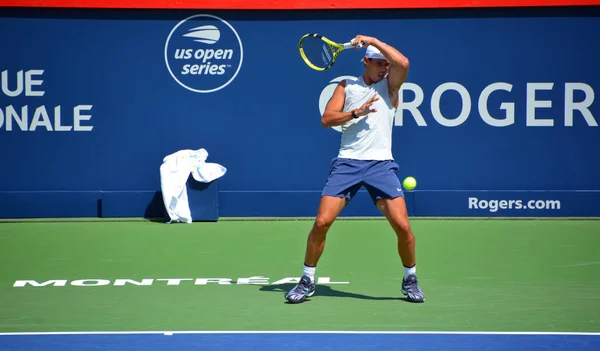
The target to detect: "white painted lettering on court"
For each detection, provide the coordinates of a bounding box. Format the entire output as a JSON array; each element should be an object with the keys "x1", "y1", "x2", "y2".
[
  {"x1": 156, "y1": 278, "x2": 194, "y2": 286},
  {"x1": 236, "y1": 276, "x2": 269, "y2": 285},
  {"x1": 194, "y1": 278, "x2": 233, "y2": 285},
  {"x1": 13, "y1": 280, "x2": 68, "y2": 287},
  {"x1": 71, "y1": 279, "x2": 111, "y2": 287},
  {"x1": 114, "y1": 279, "x2": 154, "y2": 286},
  {"x1": 12, "y1": 277, "x2": 350, "y2": 287}
]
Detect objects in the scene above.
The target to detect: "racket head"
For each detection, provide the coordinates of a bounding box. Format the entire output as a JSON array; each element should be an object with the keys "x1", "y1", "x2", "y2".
[{"x1": 298, "y1": 34, "x2": 342, "y2": 71}]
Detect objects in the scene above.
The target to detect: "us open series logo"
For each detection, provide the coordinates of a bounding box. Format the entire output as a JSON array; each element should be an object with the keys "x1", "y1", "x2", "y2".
[{"x1": 164, "y1": 14, "x2": 243, "y2": 93}]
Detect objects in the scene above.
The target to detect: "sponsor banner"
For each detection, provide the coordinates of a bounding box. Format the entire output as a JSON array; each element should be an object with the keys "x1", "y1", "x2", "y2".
[
  {"x1": 1, "y1": 0, "x2": 598, "y2": 9},
  {"x1": 414, "y1": 191, "x2": 600, "y2": 217},
  {"x1": 164, "y1": 14, "x2": 243, "y2": 94},
  {"x1": 0, "y1": 69, "x2": 93, "y2": 132},
  {"x1": 1, "y1": 8, "x2": 598, "y2": 218}
]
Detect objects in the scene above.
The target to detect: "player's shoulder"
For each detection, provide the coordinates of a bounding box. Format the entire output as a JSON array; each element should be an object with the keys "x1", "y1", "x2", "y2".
[{"x1": 338, "y1": 76, "x2": 361, "y2": 88}]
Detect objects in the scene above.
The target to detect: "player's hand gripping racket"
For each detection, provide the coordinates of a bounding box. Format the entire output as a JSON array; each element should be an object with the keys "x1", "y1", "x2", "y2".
[{"x1": 298, "y1": 33, "x2": 364, "y2": 71}]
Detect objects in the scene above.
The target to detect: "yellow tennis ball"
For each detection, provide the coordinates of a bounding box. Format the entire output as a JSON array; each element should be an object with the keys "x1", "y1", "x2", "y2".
[{"x1": 403, "y1": 176, "x2": 417, "y2": 191}]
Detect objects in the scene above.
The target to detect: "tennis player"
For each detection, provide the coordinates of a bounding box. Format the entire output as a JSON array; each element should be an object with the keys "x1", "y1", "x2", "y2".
[{"x1": 286, "y1": 35, "x2": 424, "y2": 304}]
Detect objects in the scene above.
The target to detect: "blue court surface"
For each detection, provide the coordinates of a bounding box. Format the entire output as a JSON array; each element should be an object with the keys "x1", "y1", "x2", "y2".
[{"x1": 1, "y1": 332, "x2": 599, "y2": 351}]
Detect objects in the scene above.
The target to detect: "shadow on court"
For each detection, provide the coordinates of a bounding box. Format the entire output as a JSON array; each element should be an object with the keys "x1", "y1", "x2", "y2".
[{"x1": 259, "y1": 283, "x2": 411, "y2": 303}]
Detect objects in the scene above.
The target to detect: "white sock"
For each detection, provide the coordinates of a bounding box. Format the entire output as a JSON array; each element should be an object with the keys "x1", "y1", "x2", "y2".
[
  {"x1": 303, "y1": 265, "x2": 316, "y2": 282},
  {"x1": 403, "y1": 265, "x2": 416, "y2": 279}
]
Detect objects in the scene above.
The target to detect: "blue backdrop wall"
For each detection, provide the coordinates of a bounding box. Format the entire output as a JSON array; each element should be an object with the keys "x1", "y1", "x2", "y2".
[{"x1": 1, "y1": 7, "x2": 599, "y2": 218}]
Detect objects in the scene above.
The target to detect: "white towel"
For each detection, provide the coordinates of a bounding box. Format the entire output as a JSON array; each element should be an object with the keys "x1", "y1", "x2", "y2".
[{"x1": 159, "y1": 148, "x2": 226, "y2": 223}]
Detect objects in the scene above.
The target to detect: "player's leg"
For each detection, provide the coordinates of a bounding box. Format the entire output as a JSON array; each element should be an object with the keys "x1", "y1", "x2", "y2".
[
  {"x1": 376, "y1": 196, "x2": 416, "y2": 271},
  {"x1": 285, "y1": 158, "x2": 361, "y2": 304},
  {"x1": 304, "y1": 195, "x2": 348, "y2": 267},
  {"x1": 285, "y1": 196, "x2": 348, "y2": 304},
  {"x1": 376, "y1": 197, "x2": 423, "y2": 302},
  {"x1": 363, "y1": 160, "x2": 424, "y2": 303},
  {"x1": 304, "y1": 157, "x2": 362, "y2": 271}
]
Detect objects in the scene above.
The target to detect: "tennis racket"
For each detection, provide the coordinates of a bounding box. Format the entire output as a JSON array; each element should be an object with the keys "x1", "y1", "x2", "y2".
[{"x1": 298, "y1": 33, "x2": 363, "y2": 71}]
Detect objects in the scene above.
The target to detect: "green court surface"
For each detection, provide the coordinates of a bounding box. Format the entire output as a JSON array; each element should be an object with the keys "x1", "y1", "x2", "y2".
[{"x1": 0, "y1": 219, "x2": 599, "y2": 333}]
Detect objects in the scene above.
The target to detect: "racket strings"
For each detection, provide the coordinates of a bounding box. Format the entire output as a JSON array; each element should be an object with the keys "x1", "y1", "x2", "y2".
[{"x1": 301, "y1": 37, "x2": 335, "y2": 69}]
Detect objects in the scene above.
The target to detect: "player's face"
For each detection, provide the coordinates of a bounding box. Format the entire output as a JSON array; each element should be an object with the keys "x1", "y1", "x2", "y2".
[{"x1": 365, "y1": 58, "x2": 390, "y2": 82}]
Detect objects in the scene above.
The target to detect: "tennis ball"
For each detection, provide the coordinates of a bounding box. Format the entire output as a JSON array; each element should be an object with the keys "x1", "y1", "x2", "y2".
[{"x1": 403, "y1": 176, "x2": 417, "y2": 191}]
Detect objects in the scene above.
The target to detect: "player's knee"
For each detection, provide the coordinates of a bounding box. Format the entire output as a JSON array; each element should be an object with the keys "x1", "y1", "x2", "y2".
[
  {"x1": 314, "y1": 216, "x2": 335, "y2": 232},
  {"x1": 394, "y1": 220, "x2": 412, "y2": 237}
]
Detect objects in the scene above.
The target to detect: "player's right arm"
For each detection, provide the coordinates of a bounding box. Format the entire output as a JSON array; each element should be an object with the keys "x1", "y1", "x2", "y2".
[{"x1": 321, "y1": 81, "x2": 379, "y2": 128}]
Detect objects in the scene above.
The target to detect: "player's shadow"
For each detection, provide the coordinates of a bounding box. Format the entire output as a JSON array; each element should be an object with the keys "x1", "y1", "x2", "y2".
[{"x1": 259, "y1": 284, "x2": 411, "y2": 303}]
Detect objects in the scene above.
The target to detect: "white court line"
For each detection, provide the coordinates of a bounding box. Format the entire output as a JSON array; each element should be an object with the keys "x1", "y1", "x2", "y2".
[{"x1": 0, "y1": 331, "x2": 599, "y2": 336}]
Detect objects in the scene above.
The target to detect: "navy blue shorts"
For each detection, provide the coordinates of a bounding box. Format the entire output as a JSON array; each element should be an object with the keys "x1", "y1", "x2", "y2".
[{"x1": 321, "y1": 157, "x2": 404, "y2": 203}]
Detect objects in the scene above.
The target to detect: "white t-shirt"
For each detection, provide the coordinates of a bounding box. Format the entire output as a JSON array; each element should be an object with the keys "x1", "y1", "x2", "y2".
[{"x1": 337, "y1": 76, "x2": 397, "y2": 161}]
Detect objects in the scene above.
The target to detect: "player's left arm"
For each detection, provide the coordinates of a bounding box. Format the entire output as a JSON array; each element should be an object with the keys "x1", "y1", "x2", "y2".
[{"x1": 351, "y1": 35, "x2": 409, "y2": 108}]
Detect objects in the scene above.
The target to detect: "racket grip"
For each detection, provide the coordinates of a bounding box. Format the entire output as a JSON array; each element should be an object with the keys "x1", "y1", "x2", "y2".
[{"x1": 343, "y1": 41, "x2": 364, "y2": 49}]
